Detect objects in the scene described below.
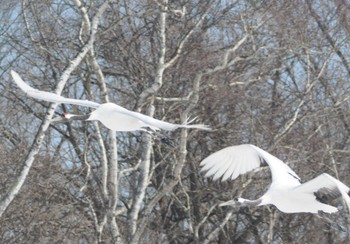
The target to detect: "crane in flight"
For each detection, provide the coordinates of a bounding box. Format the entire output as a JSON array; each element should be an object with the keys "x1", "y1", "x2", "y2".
[
  {"x1": 11, "y1": 70, "x2": 210, "y2": 133},
  {"x1": 200, "y1": 144, "x2": 350, "y2": 214}
]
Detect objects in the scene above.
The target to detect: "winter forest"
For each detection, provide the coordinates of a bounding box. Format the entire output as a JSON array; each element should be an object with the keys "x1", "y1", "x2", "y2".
[{"x1": 1, "y1": 0, "x2": 350, "y2": 243}]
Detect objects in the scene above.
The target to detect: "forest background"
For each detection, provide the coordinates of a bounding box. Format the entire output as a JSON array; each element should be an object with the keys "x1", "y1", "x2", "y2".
[{"x1": 0, "y1": 0, "x2": 350, "y2": 243}]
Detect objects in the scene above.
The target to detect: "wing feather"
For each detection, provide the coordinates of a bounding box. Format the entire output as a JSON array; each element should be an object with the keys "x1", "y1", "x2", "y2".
[
  {"x1": 204, "y1": 151, "x2": 229, "y2": 179},
  {"x1": 202, "y1": 147, "x2": 233, "y2": 176},
  {"x1": 200, "y1": 144, "x2": 262, "y2": 181},
  {"x1": 229, "y1": 151, "x2": 246, "y2": 181},
  {"x1": 11, "y1": 70, "x2": 100, "y2": 109},
  {"x1": 212, "y1": 152, "x2": 233, "y2": 181},
  {"x1": 221, "y1": 156, "x2": 238, "y2": 181},
  {"x1": 200, "y1": 144, "x2": 301, "y2": 186},
  {"x1": 249, "y1": 145, "x2": 300, "y2": 183}
]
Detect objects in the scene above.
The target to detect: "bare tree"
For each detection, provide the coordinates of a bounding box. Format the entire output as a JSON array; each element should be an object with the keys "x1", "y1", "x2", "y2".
[{"x1": 1, "y1": 0, "x2": 350, "y2": 243}]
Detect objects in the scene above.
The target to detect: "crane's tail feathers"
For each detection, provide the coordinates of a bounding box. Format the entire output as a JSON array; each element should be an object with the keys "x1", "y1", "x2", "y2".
[
  {"x1": 181, "y1": 124, "x2": 211, "y2": 130},
  {"x1": 180, "y1": 116, "x2": 211, "y2": 131},
  {"x1": 182, "y1": 116, "x2": 197, "y2": 125}
]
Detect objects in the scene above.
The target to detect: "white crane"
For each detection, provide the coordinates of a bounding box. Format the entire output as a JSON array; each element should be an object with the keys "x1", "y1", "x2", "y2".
[
  {"x1": 10, "y1": 70, "x2": 210, "y2": 132},
  {"x1": 200, "y1": 144, "x2": 350, "y2": 214}
]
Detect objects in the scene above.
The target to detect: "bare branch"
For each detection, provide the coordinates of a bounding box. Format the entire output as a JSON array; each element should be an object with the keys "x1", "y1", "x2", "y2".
[
  {"x1": 0, "y1": 0, "x2": 109, "y2": 219},
  {"x1": 201, "y1": 210, "x2": 234, "y2": 244}
]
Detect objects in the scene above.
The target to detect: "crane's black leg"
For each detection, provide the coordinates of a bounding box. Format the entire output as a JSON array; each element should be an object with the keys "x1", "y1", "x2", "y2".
[{"x1": 142, "y1": 128, "x2": 176, "y2": 147}]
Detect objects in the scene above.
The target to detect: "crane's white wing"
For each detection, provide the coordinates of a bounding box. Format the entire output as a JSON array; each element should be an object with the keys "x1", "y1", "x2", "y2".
[
  {"x1": 115, "y1": 109, "x2": 211, "y2": 131},
  {"x1": 249, "y1": 145, "x2": 300, "y2": 183},
  {"x1": 200, "y1": 144, "x2": 300, "y2": 184},
  {"x1": 200, "y1": 144, "x2": 265, "y2": 181},
  {"x1": 11, "y1": 70, "x2": 100, "y2": 109},
  {"x1": 293, "y1": 173, "x2": 350, "y2": 212}
]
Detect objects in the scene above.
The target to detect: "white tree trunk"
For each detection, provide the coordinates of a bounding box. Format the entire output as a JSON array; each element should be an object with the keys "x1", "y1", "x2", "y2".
[{"x1": 0, "y1": 1, "x2": 109, "y2": 218}]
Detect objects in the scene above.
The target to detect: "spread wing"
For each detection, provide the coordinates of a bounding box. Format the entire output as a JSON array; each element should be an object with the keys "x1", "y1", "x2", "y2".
[
  {"x1": 293, "y1": 173, "x2": 350, "y2": 211},
  {"x1": 200, "y1": 144, "x2": 300, "y2": 184},
  {"x1": 200, "y1": 144, "x2": 267, "y2": 181},
  {"x1": 11, "y1": 70, "x2": 100, "y2": 109},
  {"x1": 249, "y1": 145, "x2": 300, "y2": 183}
]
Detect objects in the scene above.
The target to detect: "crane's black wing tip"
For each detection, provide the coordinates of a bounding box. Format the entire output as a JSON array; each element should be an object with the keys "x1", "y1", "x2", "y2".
[{"x1": 314, "y1": 186, "x2": 348, "y2": 204}]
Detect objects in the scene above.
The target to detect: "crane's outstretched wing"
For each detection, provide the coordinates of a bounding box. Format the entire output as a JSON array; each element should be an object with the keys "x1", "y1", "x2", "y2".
[
  {"x1": 293, "y1": 173, "x2": 350, "y2": 212},
  {"x1": 11, "y1": 70, "x2": 100, "y2": 109},
  {"x1": 200, "y1": 144, "x2": 300, "y2": 183},
  {"x1": 249, "y1": 145, "x2": 300, "y2": 183},
  {"x1": 200, "y1": 144, "x2": 266, "y2": 181}
]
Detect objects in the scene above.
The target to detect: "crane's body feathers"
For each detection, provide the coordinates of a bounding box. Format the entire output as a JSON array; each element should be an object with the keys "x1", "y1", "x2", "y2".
[
  {"x1": 11, "y1": 70, "x2": 210, "y2": 132},
  {"x1": 201, "y1": 144, "x2": 350, "y2": 214}
]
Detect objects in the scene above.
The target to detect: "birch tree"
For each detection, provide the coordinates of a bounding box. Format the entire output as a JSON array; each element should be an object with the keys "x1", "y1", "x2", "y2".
[{"x1": 1, "y1": 0, "x2": 350, "y2": 243}]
